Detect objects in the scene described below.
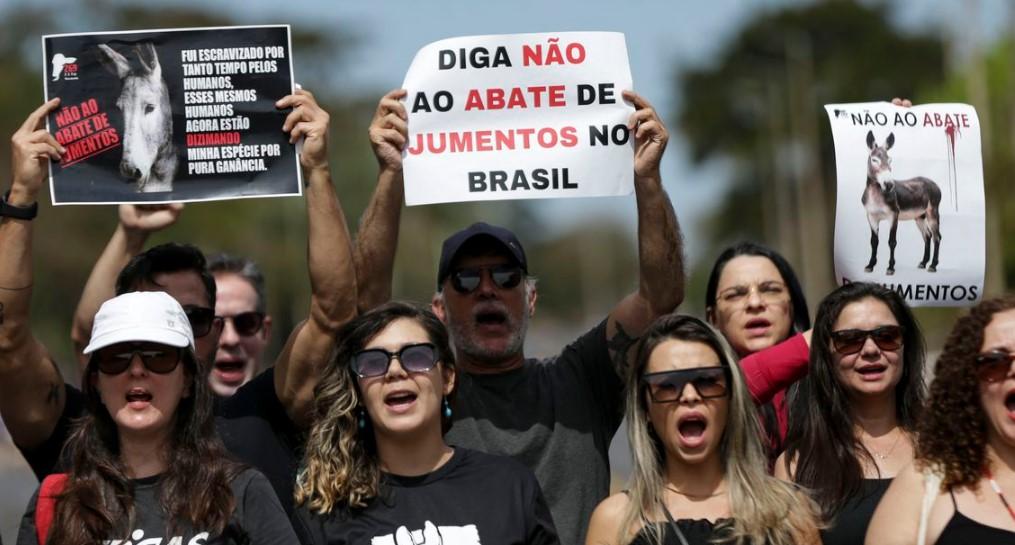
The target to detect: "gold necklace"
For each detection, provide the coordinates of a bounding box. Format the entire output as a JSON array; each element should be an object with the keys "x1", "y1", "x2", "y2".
[{"x1": 665, "y1": 484, "x2": 726, "y2": 499}]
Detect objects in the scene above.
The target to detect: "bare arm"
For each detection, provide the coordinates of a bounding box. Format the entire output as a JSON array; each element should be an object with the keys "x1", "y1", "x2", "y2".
[
  {"x1": 0, "y1": 99, "x2": 67, "y2": 449},
  {"x1": 272, "y1": 89, "x2": 357, "y2": 426},
  {"x1": 606, "y1": 91, "x2": 684, "y2": 366},
  {"x1": 70, "y1": 203, "x2": 182, "y2": 365},
  {"x1": 866, "y1": 461, "x2": 943, "y2": 545},
  {"x1": 584, "y1": 493, "x2": 629, "y2": 545},
  {"x1": 354, "y1": 89, "x2": 407, "y2": 313}
]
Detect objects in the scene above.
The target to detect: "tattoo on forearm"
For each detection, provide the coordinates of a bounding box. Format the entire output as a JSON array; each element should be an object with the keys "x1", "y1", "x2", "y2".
[{"x1": 608, "y1": 322, "x2": 638, "y2": 374}]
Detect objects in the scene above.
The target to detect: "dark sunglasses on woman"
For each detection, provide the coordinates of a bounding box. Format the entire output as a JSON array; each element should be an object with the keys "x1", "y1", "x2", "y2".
[
  {"x1": 351, "y1": 343, "x2": 439, "y2": 378},
  {"x1": 642, "y1": 366, "x2": 732, "y2": 402},
  {"x1": 94, "y1": 343, "x2": 183, "y2": 375},
  {"x1": 451, "y1": 265, "x2": 523, "y2": 294},
  {"x1": 830, "y1": 325, "x2": 903, "y2": 355},
  {"x1": 975, "y1": 350, "x2": 1015, "y2": 383}
]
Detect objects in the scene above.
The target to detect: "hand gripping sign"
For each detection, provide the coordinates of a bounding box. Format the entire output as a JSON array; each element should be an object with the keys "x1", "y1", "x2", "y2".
[
  {"x1": 401, "y1": 32, "x2": 634, "y2": 206},
  {"x1": 825, "y1": 102, "x2": 985, "y2": 307}
]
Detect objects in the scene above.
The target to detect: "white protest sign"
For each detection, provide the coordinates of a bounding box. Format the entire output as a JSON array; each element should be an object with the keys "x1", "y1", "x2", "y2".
[
  {"x1": 825, "y1": 102, "x2": 985, "y2": 307},
  {"x1": 401, "y1": 32, "x2": 634, "y2": 206}
]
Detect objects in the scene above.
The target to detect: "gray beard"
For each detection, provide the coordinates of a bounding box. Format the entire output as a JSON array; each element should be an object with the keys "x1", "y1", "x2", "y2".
[{"x1": 447, "y1": 307, "x2": 529, "y2": 368}]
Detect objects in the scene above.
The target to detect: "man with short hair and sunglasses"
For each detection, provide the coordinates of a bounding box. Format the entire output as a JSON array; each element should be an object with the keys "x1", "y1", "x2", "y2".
[
  {"x1": 207, "y1": 253, "x2": 272, "y2": 397},
  {"x1": 354, "y1": 89, "x2": 685, "y2": 545},
  {"x1": 0, "y1": 89, "x2": 355, "y2": 517}
]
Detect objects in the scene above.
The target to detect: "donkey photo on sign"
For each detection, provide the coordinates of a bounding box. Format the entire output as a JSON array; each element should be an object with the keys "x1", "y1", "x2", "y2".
[
  {"x1": 861, "y1": 129, "x2": 943, "y2": 275},
  {"x1": 97, "y1": 41, "x2": 177, "y2": 193}
]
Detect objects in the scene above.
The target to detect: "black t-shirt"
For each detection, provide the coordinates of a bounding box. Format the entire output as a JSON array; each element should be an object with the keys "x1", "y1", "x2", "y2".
[
  {"x1": 443, "y1": 320, "x2": 623, "y2": 545},
  {"x1": 16, "y1": 468, "x2": 297, "y2": 545},
  {"x1": 292, "y1": 448, "x2": 559, "y2": 545},
  {"x1": 17, "y1": 368, "x2": 302, "y2": 515}
]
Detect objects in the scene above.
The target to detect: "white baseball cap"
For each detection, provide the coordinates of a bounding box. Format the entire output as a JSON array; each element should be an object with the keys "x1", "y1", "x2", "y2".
[{"x1": 83, "y1": 291, "x2": 195, "y2": 354}]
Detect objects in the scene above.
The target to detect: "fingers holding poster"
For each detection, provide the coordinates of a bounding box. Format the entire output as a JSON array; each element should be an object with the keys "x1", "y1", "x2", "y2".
[
  {"x1": 43, "y1": 25, "x2": 300, "y2": 205},
  {"x1": 825, "y1": 102, "x2": 985, "y2": 307},
  {"x1": 401, "y1": 32, "x2": 634, "y2": 206}
]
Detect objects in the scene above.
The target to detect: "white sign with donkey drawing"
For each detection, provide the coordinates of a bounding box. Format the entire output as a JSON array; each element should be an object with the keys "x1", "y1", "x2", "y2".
[{"x1": 825, "y1": 102, "x2": 984, "y2": 307}]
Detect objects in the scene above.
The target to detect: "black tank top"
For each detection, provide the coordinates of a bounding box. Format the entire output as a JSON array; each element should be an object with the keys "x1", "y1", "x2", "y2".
[
  {"x1": 935, "y1": 490, "x2": 1015, "y2": 544},
  {"x1": 630, "y1": 519, "x2": 734, "y2": 545},
  {"x1": 820, "y1": 478, "x2": 892, "y2": 545}
]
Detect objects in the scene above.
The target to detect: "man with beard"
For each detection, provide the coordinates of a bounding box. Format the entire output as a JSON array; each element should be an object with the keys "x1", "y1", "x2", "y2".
[{"x1": 354, "y1": 89, "x2": 685, "y2": 545}]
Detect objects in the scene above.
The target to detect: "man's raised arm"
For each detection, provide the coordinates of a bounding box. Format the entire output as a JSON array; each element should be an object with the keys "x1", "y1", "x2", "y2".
[
  {"x1": 272, "y1": 89, "x2": 357, "y2": 426},
  {"x1": 0, "y1": 99, "x2": 67, "y2": 449},
  {"x1": 354, "y1": 89, "x2": 408, "y2": 312},
  {"x1": 70, "y1": 203, "x2": 182, "y2": 365},
  {"x1": 606, "y1": 91, "x2": 685, "y2": 366}
]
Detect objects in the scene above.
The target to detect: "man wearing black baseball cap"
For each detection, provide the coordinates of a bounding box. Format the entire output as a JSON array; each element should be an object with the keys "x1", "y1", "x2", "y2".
[{"x1": 355, "y1": 88, "x2": 685, "y2": 544}]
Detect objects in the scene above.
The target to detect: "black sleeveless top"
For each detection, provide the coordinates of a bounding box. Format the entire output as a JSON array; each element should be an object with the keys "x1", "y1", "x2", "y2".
[
  {"x1": 935, "y1": 490, "x2": 1015, "y2": 544},
  {"x1": 630, "y1": 519, "x2": 734, "y2": 545},
  {"x1": 820, "y1": 478, "x2": 892, "y2": 545}
]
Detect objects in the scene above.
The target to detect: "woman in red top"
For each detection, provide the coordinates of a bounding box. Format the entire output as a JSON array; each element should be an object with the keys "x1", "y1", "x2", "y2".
[{"x1": 705, "y1": 242, "x2": 812, "y2": 453}]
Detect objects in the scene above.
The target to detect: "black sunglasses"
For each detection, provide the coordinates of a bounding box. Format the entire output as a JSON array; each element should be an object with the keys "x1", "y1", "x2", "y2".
[
  {"x1": 222, "y1": 311, "x2": 266, "y2": 337},
  {"x1": 351, "y1": 342, "x2": 439, "y2": 378},
  {"x1": 830, "y1": 325, "x2": 903, "y2": 355},
  {"x1": 95, "y1": 343, "x2": 183, "y2": 375},
  {"x1": 975, "y1": 351, "x2": 1015, "y2": 383},
  {"x1": 450, "y1": 265, "x2": 523, "y2": 294},
  {"x1": 183, "y1": 305, "x2": 224, "y2": 338},
  {"x1": 641, "y1": 366, "x2": 732, "y2": 403}
]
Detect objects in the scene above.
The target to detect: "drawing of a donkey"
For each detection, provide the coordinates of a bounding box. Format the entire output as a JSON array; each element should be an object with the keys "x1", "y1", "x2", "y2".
[
  {"x1": 862, "y1": 130, "x2": 942, "y2": 275},
  {"x1": 98, "y1": 42, "x2": 177, "y2": 193}
]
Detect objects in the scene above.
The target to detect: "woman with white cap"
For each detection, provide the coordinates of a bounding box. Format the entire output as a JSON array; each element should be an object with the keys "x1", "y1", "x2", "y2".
[{"x1": 16, "y1": 291, "x2": 297, "y2": 545}]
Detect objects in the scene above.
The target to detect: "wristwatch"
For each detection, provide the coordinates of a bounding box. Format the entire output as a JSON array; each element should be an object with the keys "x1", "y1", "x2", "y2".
[{"x1": 0, "y1": 190, "x2": 38, "y2": 220}]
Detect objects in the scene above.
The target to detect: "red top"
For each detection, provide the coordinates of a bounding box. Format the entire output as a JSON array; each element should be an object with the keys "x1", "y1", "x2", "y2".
[{"x1": 740, "y1": 332, "x2": 810, "y2": 442}]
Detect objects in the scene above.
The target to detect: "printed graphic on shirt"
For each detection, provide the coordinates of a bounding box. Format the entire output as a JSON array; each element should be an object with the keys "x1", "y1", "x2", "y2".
[
  {"x1": 370, "y1": 521, "x2": 481, "y2": 545},
  {"x1": 104, "y1": 529, "x2": 210, "y2": 545}
]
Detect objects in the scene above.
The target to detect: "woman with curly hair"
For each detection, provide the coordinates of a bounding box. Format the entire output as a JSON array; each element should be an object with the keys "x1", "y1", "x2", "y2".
[
  {"x1": 775, "y1": 282, "x2": 926, "y2": 545},
  {"x1": 292, "y1": 301, "x2": 558, "y2": 545},
  {"x1": 586, "y1": 314, "x2": 820, "y2": 545},
  {"x1": 867, "y1": 295, "x2": 1015, "y2": 544},
  {"x1": 15, "y1": 292, "x2": 296, "y2": 545}
]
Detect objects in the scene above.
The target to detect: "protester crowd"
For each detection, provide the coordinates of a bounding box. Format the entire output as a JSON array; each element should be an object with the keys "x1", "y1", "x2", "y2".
[{"x1": 0, "y1": 77, "x2": 1012, "y2": 545}]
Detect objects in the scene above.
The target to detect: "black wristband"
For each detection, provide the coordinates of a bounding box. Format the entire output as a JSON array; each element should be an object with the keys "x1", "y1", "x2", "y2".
[{"x1": 0, "y1": 190, "x2": 38, "y2": 220}]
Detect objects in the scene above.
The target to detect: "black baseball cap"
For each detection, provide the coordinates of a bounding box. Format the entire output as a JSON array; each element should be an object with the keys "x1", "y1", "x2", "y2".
[{"x1": 437, "y1": 222, "x2": 528, "y2": 290}]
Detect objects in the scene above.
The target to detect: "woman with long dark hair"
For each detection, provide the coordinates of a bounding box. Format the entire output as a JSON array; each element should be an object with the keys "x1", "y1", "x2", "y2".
[
  {"x1": 705, "y1": 242, "x2": 812, "y2": 452},
  {"x1": 16, "y1": 292, "x2": 295, "y2": 545},
  {"x1": 777, "y1": 282, "x2": 926, "y2": 545},
  {"x1": 293, "y1": 301, "x2": 558, "y2": 544},
  {"x1": 867, "y1": 295, "x2": 1015, "y2": 544},
  {"x1": 586, "y1": 314, "x2": 819, "y2": 545}
]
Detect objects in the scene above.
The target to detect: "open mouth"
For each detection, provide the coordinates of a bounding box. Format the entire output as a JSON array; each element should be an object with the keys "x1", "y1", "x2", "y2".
[
  {"x1": 214, "y1": 360, "x2": 247, "y2": 384},
  {"x1": 856, "y1": 364, "x2": 888, "y2": 378},
  {"x1": 125, "y1": 388, "x2": 152, "y2": 407},
  {"x1": 475, "y1": 309, "x2": 508, "y2": 327},
  {"x1": 384, "y1": 391, "x2": 418, "y2": 410},
  {"x1": 744, "y1": 318, "x2": 771, "y2": 336},
  {"x1": 676, "y1": 413, "x2": 708, "y2": 448},
  {"x1": 1005, "y1": 391, "x2": 1015, "y2": 415}
]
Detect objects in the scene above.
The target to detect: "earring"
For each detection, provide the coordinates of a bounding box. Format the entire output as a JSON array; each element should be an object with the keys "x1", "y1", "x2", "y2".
[
  {"x1": 443, "y1": 397, "x2": 452, "y2": 419},
  {"x1": 357, "y1": 408, "x2": 366, "y2": 430}
]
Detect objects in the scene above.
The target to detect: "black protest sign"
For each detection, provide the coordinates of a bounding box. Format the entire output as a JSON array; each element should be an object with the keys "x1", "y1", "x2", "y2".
[{"x1": 43, "y1": 25, "x2": 300, "y2": 205}]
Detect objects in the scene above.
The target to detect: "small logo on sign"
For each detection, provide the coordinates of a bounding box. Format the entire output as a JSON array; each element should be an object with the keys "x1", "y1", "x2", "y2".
[{"x1": 51, "y1": 53, "x2": 79, "y2": 81}]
